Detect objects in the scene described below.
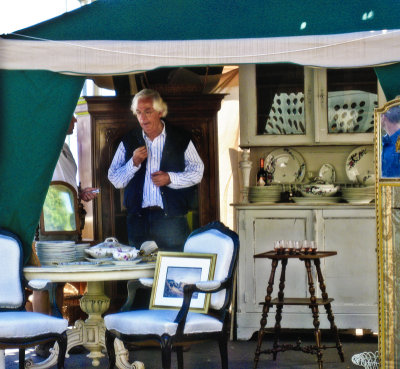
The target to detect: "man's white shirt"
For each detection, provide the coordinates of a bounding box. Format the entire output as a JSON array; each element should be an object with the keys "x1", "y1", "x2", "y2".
[{"x1": 108, "y1": 124, "x2": 204, "y2": 208}]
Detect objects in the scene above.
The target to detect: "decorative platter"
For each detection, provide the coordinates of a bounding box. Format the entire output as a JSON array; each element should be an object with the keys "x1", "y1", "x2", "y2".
[
  {"x1": 318, "y1": 163, "x2": 336, "y2": 184},
  {"x1": 263, "y1": 92, "x2": 306, "y2": 135},
  {"x1": 264, "y1": 148, "x2": 306, "y2": 184},
  {"x1": 85, "y1": 257, "x2": 114, "y2": 264},
  {"x1": 345, "y1": 146, "x2": 374, "y2": 182},
  {"x1": 342, "y1": 198, "x2": 374, "y2": 204},
  {"x1": 112, "y1": 259, "x2": 142, "y2": 266},
  {"x1": 327, "y1": 90, "x2": 376, "y2": 133},
  {"x1": 58, "y1": 261, "x2": 113, "y2": 268}
]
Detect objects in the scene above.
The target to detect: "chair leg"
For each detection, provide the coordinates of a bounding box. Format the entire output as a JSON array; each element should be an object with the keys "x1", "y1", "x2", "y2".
[
  {"x1": 176, "y1": 346, "x2": 184, "y2": 369},
  {"x1": 160, "y1": 335, "x2": 172, "y2": 369},
  {"x1": 57, "y1": 332, "x2": 68, "y2": 369},
  {"x1": 218, "y1": 338, "x2": 229, "y2": 369},
  {"x1": 19, "y1": 349, "x2": 25, "y2": 369},
  {"x1": 105, "y1": 330, "x2": 116, "y2": 369}
]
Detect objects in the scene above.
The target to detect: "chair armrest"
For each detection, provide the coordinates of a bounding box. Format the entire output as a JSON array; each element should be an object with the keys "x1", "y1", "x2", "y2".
[
  {"x1": 119, "y1": 278, "x2": 153, "y2": 312},
  {"x1": 139, "y1": 278, "x2": 154, "y2": 288},
  {"x1": 174, "y1": 278, "x2": 229, "y2": 336},
  {"x1": 195, "y1": 280, "x2": 226, "y2": 292}
]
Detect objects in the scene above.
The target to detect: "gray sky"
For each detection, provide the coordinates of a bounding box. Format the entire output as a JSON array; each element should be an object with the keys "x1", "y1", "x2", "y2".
[{"x1": 0, "y1": 0, "x2": 80, "y2": 34}]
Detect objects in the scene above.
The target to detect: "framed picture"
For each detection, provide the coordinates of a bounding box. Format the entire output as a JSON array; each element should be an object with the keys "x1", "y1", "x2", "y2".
[{"x1": 150, "y1": 252, "x2": 217, "y2": 313}]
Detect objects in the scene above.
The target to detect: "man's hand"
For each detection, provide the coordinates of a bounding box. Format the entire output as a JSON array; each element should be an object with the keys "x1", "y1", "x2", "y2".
[
  {"x1": 132, "y1": 146, "x2": 148, "y2": 167},
  {"x1": 80, "y1": 187, "x2": 99, "y2": 202},
  {"x1": 151, "y1": 171, "x2": 171, "y2": 187}
]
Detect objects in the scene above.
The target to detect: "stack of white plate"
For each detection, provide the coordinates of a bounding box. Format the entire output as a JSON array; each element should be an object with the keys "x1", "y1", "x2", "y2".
[
  {"x1": 35, "y1": 241, "x2": 76, "y2": 266},
  {"x1": 75, "y1": 243, "x2": 91, "y2": 261},
  {"x1": 248, "y1": 185, "x2": 282, "y2": 203},
  {"x1": 341, "y1": 186, "x2": 375, "y2": 204},
  {"x1": 292, "y1": 196, "x2": 341, "y2": 204}
]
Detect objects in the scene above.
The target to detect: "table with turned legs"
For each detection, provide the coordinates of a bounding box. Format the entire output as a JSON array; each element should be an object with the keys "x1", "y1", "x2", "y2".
[{"x1": 253, "y1": 250, "x2": 344, "y2": 369}]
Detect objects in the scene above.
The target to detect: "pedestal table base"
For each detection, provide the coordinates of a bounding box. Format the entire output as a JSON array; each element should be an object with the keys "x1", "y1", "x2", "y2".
[{"x1": 25, "y1": 281, "x2": 145, "y2": 369}]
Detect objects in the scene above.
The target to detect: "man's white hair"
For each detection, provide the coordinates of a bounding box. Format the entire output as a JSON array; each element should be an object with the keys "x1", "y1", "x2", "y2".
[{"x1": 131, "y1": 89, "x2": 168, "y2": 118}]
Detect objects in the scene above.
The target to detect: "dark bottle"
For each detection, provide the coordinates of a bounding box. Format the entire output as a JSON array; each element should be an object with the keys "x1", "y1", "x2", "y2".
[{"x1": 256, "y1": 158, "x2": 267, "y2": 186}]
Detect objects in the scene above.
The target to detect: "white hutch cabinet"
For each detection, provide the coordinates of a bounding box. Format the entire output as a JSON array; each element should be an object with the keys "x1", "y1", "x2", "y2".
[
  {"x1": 235, "y1": 62, "x2": 380, "y2": 340},
  {"x1": 235, "y1": 204, "x2": 378, "y2": 340}
]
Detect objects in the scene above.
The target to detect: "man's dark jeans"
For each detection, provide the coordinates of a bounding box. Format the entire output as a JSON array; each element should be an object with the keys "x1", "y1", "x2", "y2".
[{"x1": 127, "y1": 208, "x2": 189, "y2": 251}]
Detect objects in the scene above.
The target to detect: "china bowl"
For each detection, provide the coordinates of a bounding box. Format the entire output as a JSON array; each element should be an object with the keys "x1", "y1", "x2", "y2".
[
  {"x1": 341, "y1": 185, "x2": 375, "y2": 204},
  {"x1": 85, "y1": 237, "x2": 133, "y2": 259},
  {"x1": 140, "y1": 241, "x2": 159, "y2": 255},
  {"x1": 112, "y1": 248, "x2": 139, "y2": 261},
  {"x1": 299, "y1": 184, "x2": 339, "y2": 197}
]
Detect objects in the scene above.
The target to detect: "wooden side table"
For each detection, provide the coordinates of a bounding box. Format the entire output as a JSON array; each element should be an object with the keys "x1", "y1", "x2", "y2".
[{"x1": 253, "y1": 250, "x2": 345, "y2": 369}]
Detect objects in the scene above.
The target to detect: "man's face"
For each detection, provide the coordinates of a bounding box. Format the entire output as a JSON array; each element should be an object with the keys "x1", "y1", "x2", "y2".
[
  {"x1": 67, "y1": 116, "x2": 77, "y2": 135},
  {"x1": 135, "y1": 97, "x2": 163, "y2": 138},
  {"x1": 382, "y1": 115, "x2": 400, "y2": 136}
]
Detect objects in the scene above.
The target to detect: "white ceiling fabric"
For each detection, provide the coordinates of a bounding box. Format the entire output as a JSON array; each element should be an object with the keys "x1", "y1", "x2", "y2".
[{"x1": 1, "y1": 29, "x2": 400, "y2": 75}]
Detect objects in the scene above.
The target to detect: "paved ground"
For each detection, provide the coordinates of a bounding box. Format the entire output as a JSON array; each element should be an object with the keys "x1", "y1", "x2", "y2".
[{"x1": 5, "y1": 331, "x2": 377, "y2": 369}]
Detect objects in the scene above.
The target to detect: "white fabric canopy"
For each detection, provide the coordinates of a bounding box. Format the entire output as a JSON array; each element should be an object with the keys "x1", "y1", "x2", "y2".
[{"x1": 2, "y1": 30, "x2": 400, "y2": 75}]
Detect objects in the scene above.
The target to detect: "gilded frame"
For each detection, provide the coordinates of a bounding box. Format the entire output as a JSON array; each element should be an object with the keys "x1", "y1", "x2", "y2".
[
  {"x1": 375, "y1": 97, "x2": 400, "y2": 368},
  {"x1": 39, "y1": 180, "x2": 80, "y2": 237},
  {"x1": 149, "y1": 251, "x2": 217, "y2": 314}
]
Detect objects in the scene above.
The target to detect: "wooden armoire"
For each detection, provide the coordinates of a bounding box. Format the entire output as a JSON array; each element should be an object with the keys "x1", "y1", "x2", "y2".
[{"x1": 76, "y1": 93, "x2": 225, "y2": 245}]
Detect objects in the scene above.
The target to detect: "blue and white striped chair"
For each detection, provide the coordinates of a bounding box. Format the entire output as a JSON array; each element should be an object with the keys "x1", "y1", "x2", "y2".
[
  {"x1": 0, "y1": 229, "x2": 68, "y2": 369},
  {"x1": 104, "y1": 221, "x2": 239, "y2": 369}
]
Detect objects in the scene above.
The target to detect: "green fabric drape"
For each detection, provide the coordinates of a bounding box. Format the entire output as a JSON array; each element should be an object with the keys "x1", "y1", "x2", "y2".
[
  {"x1": 375, "y1": 63, "x2": 400, "y2": 101},
  {"x1": 0, "y1": 70, "x2": 84, "y2": 263}
]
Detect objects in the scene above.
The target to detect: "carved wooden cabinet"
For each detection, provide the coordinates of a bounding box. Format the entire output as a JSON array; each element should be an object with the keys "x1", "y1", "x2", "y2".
[{"x1": 76, "y1": 94, "x2": 224, "y2": 244}]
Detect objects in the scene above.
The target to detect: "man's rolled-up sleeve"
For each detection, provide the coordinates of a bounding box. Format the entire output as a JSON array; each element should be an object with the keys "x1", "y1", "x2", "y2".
[
  {"x1": 108, "y1": 142, "x2": 140, "y2": 188},
  {"x1": 168, "y1": 141, "x2": 204, "y2": 189}
]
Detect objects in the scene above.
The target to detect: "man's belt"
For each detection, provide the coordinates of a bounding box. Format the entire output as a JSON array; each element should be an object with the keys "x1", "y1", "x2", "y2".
[{"x1": 142, "y1": 206, "x2": 163, "y2": 211}]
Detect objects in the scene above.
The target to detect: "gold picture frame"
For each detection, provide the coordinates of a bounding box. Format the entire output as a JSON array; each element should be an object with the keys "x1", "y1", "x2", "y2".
[
  {"x1": 150, "y1": 252, "x2": 217, "y2": 314},
  {"x1": 375, "y1": 97, "x2": 400, "y2": 368}
]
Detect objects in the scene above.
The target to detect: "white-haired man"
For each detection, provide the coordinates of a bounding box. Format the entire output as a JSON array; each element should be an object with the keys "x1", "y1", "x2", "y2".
[{"x1": 108, "y1": 89, "x2": 204, "y2": 251}]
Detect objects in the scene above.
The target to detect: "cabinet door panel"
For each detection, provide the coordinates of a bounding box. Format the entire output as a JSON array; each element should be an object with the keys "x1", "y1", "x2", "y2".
[{"x1": 320, "y1": 209, "x2": 378, "y2": 331}]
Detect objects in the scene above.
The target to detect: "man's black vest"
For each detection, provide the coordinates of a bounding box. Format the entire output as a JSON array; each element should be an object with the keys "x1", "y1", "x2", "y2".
[{"x1": 122, "y1": 124, "x2": 197, "y2": 216}]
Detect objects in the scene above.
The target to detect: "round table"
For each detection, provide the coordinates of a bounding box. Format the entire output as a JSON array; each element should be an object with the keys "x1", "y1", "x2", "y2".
[{"x1": 23, "y1": 262, "x2": 155, "y2": 369}]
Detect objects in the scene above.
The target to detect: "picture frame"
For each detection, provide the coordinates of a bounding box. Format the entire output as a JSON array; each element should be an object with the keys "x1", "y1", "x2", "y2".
[
  {"x1": 150, "y1": 252, "x2": 217, "y2": 313},
  {"x1": 375, "y1": 97, "x2": 400, "y2": 367}
]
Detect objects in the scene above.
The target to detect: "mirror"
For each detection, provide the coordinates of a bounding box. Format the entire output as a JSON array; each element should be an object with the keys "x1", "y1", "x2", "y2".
[
  {"x1": 39, "y1": 180, "x2": 80, "y2": 237},
  {"x1": 375, "y1": 97, "x2": 400, "y2": 367},
  {"x1": 376, "y1": 99, "x2": 400, "y2": 179}
]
